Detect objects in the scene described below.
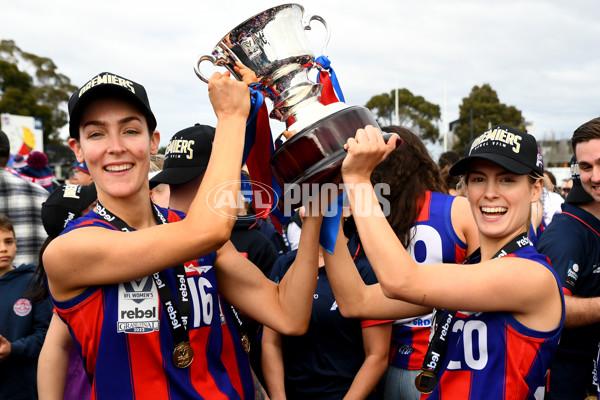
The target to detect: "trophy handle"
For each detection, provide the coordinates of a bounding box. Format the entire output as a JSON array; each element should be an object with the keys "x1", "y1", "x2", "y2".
[
  {"x1": 194, "y1": 54, "x2": 219, "y2": 83},
  {"x1": 195, "y1": 53, "x2": 242, "y2": 83},
  {"x1": 303, "y1": 14, "x2": 330, "y2": 57}
]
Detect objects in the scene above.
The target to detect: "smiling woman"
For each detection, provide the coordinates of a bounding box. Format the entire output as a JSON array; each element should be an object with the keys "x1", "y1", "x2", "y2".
[
  {"x1": 40, "y1": 71, "x2": 323, "y2": 400},
  {"x1": 69, "y1": 96, "x2": 159, "y2": 202},
  {"x1": 322, "y1": 124, "x2": 565, "y2": 399}
]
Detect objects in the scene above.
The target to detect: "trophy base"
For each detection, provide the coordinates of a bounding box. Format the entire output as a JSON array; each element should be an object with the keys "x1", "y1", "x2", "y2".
[{"x1": 270, "y1": 105, "x2": 379, "y2": 210}]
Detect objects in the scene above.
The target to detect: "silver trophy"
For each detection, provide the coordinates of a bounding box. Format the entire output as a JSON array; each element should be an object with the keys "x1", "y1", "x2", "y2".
[{"x1": 195, "y1": 3, "x2": 379, "y2": 208}]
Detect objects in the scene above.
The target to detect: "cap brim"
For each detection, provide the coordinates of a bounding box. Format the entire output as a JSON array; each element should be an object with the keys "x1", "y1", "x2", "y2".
[
  {"x1": 566, "y1": 182, "x2": 594, "y2": 204},
  {"x1": 149, "y1": 166, "x2": 207, "y2": 189},
  {"x1": 449, "y1": 154, "x2": 533, "y2": 176},
  {"x1": 69, "y1": 85, "x2": 156, "y2": 138}
]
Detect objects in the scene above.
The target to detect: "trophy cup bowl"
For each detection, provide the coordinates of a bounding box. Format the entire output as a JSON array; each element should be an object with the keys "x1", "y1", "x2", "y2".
[
  {"x1": 195, "y1": 3, "x2": 380, "y2": 209},
  {"x1": 271, "y1": 107, "x2": 380, "y2": 209}
]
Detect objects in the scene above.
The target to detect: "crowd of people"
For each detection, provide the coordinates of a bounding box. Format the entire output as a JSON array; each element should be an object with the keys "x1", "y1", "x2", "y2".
[{"x1": 0, "y1": 66, "x2": 598, "y2": 400}]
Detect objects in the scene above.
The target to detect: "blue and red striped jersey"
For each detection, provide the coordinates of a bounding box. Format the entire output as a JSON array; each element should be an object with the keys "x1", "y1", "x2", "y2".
[
  {"x1": 422, "y1": 246, "x2": 564, "y2": 400},
  {"x1": 51, "y1": 206, "x2": 254, "y2": 400},
  {"x1": 389, "y1": 191, "x2": 468, "y2": 370}
]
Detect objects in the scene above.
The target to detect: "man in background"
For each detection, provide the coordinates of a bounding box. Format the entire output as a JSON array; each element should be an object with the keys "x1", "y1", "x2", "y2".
[{"x1": 537, "y1": 118, "x2": 600, "y2": 399}]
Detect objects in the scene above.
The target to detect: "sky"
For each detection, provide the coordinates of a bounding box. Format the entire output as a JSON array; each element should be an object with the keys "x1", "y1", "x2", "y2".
[{"x1": 4, "y1": 0, "x2": 600, "y2": 159}]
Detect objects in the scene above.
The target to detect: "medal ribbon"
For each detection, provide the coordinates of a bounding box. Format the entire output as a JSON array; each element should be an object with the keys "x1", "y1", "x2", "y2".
[
  {"x1": 416, "y1": 232, "x2": 531, "y2": 393},
  {"x1": 94, "y1": 202, "x2": 192, "y2": 351}
]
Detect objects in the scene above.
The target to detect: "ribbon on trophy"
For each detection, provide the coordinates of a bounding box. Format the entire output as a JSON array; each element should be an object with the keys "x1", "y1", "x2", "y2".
[
  {"x1": 242, "y1": 57, "x2": 347, "y2": 253},
  {"x1": 313, "y1": 55, "x2": 346, "y2": 253},
  {"x1": 242, "y1": 85, "x2": 287, "y2": 232},
  {"x1": 319, "y1": 192, "x2": 345, "y2": 253},
  {"x1": 314, "y1": 55, "x2": 346, "y2": 104}
]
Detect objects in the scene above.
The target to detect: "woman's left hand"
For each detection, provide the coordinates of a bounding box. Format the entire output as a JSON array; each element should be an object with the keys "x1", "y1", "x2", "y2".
[{"x1": 341, "y1": 125, "x2": 399, "y2": 182}]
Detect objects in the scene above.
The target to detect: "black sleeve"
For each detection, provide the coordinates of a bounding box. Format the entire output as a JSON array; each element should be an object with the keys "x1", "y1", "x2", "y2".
[
  {"x1": 536, "y1": 218, "x2": 588, "y2": 293},
  {"x1": 248, "y1": 231, "x2": 279, "y2": 278}
]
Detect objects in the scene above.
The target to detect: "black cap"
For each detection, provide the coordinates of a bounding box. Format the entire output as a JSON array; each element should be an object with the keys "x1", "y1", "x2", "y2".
[
  {"x1": 149, "y1": 124, "x2": 215, "y2": 188},
  {"x1": 450, "y1": 124, "x2": 544, "y2": 176},
  {"x1": 0, "y1": 130, "x2": 9, "y2": 152},
  {"x1": 68, "y1": 72, "x2": 157, "y2": 139},
  {"x1": 41, "y1": 183, "x2": 97, "y2": 238},
  {"x1": 566, "y1": 155, "x2": 594, "y2": 204}
]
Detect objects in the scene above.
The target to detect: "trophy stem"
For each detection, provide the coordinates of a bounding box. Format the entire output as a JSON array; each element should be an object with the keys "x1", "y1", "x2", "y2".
[
  {"x1": 264, "y1": 65, "x2": 326, "y2": 124},
  {"x1": 265, "y1": 64, "x2": 302, "y2": 86}
]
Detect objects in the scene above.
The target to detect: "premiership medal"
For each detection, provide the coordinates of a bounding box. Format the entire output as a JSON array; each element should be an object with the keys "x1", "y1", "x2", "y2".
[
  {"x1": 415, "y1": 370, "x2": 437, "y2": 394},
  {"x1": 241, "y1": 333, "x2": 251, "y2": 354},
  {"x1": 96, "y1": 202, "x2": 196, "y2": 370},
  {"x1": 172, "y1": 342, "x2": 194, "y2": 368}
]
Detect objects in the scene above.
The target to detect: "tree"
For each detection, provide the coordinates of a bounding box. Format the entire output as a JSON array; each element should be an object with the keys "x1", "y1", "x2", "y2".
[
  {"x1": 453, "y1": 84, "x2": 527, "y2": 154},
  {"x1": 0, "y1": 40, "x2": 77, "y2": 146},
  {"x1": 365, "y1": 88, "x2": 441, "y2": 143}
]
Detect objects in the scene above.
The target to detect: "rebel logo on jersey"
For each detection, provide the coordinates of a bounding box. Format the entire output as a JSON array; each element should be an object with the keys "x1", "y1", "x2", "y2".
[{"x1": 118, "y1": 276, "x2": 160, "y2": 334}]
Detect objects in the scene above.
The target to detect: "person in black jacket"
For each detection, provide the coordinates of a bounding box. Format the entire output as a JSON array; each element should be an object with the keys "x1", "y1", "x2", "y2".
[
  {"x1": 536, "y1": 119, "x2": 600, "y2": 399},
  {"x1": 0, "y1": 214, "x2": 52, "y2": 400}
]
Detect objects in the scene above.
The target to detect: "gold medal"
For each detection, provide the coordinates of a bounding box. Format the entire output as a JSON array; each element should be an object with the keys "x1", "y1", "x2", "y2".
[
  {"x1": 241, "y1": 333, "x2": 251, "y2": 354},
  {"x1": 172, "y1": 342, "x2": 194, "y2": 368},
  {"x1": 414, "y1": 370, "x2": 437, "y2": 394}
]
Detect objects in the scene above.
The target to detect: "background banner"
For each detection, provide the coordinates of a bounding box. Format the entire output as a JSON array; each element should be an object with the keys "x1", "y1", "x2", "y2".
[{"x1": 1, "y1": 113, "x2": 44, "y2": 155}]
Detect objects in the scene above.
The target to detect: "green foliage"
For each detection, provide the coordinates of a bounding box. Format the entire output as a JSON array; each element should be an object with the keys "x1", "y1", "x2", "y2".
[
  {"x1": 0, "y1": 61, "x2": 31, "y2": 92},
  {"x1": 0, "y1": 39, "x2": 77, "y2": 146},
  {"x1": 453, "y1": 84, "x2": 527, "y2": 154},
  {"x1": 365, "y1": 88, "x2": 441, "y2": 143}
]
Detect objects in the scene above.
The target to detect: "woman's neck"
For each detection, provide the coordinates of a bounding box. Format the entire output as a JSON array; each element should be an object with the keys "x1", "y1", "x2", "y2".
[
  {"x1": 478, "y1": 229, "x2": 528, "y2": 261},
  {"x1": 96, "y1": 192, "x2": 156, "y2": 230}
]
